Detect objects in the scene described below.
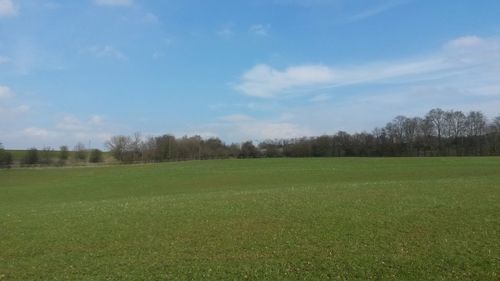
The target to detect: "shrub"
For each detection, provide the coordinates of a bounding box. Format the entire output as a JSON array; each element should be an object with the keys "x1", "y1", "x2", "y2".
[
  {"x1": 22, "y1": 148, "x2": 39, "y2": 165},
  {"x1": 89, "y1": 149, "x2": 103, "y2": 163},
  {"x1": 0, "y1": 147, "x2": 13, "y2": 168}
]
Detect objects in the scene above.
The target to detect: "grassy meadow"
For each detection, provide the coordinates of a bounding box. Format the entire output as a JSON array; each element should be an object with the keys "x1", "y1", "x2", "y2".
[{"x1": 0, "y1": 158, "x2": 499, "y2": 280}]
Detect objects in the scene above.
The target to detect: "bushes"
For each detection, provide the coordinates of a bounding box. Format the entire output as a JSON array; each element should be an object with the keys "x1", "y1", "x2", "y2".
[
  {"x1": 89, "y1": 149, "x2": 103, "y2": 163},
  {"x1": 74, "y1": 143, "x2": 88, "y2": 161},
  {"x1": 59, "y1": 145, "x2": 69, "y2": 163},
  {"x1": 0, "y1": 147, "x2": 13, "y2": 168},
  {"x1": 22, "y1": 148, "x2": 39, "y2": 165}
]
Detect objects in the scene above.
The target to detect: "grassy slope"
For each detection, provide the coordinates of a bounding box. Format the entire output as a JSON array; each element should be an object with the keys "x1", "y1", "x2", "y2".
[{"x1": 0, "y1": 158, "x2": 499, "y2": 280}]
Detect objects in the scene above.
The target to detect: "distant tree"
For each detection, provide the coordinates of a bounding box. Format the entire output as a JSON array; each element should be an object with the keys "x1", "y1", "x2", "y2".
[
  {"x1": 228, "y1": 143, "x2": 241, "y2": 158},
  {"x1": 240, "y1": 141, "x2": 260, "y2": 158},
  {"x1": 491, "y1": 115, "x2": 500, "y2": 154},
  {"x1": 443, "y1": 111, "x2": 466, "y2": 155},
  {"x1": 0, "y1": 143, "x2": 13, "y2": 168},
  {"x1": 89, "y1": 149, "x2": 103, "y2": 163},
  {"x1": 203, "y1": 138, "x2": 228, "y2": 159},
  {"x1": 106, "y1": 135, "x2": 131, "y2": 162},
  {"x1": 40, "y1": 147, "x2": 53, "y2": 165},
  {"x1": 259, "y1": 140, "x2": 283, "y2": 158},
  {"x1": 465, "y1": 111, "x2": 487, "y2": 137},
  {"x1": 152, "y1": 134, "x2": 176, "y2": 161},
  {"x1": 465, "y1": 111, "x2": 487, "y2": 155},
  {"x1": 74, "y1": 143, "x2": 88, "y2": 161},
  {"x1": 425, "y1": 108, "x2": 446, "y2": 153},
  {"x1": 59, "y1": 145, "x2": 69, "y2": 162},
  {"x1": 130, "y1": 132, "x2": 143, "y2": 161},
  {"x1": 22, "y1": 148, "x2": 39, "y2": 165},
  {"x1": 494, "y1": 116, "x2": 500, "y2": 129},
  {"x1": 97, "y1": 109, "x2": 500, "y2": 164},
  {"x1": 403, "y1": 117, "x2": 421, "y2": 155}
]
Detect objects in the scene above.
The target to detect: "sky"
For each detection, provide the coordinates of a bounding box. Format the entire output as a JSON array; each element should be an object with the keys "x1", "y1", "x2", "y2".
[{"x1": 1, "y1": 0, "x2": 500, "y2": 149}]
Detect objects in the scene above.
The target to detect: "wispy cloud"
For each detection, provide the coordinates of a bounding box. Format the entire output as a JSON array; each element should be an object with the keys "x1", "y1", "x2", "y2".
[
  {"x1": 87, "y1": 45, "x2": 127, "y2": 60},
  {"x1": 235, "y1": 36, "x2": 500, "y2": 98},
  {"x1": 5, "y1": 115, "x2": 113, "y2": 149},
  {"x1": 345, "y1": 0, "x2": 410, "y2": 23},
  {"x1": 94, "y1": 0, "x2": 133, "y2": 7},
  {"x1": 0, "y1": 86, "x2": 30, "y2": 125},
  {"x1": 250, "y1": 24, "x2": 271, "y2": 36},
  {"x1": 57, "y1": 115, "x2": 105, "y2": 131},
  {"x1": 236, "y1": 64, "x2": 336, "y2": 98},
  {"x1": 206, "y1": 114, "x2": 311, "y2": 142},
  {"x1": 223, "y1": 35, "x2": 500, "y2": 141},
  {"x1": 0, "y1": 0, "x2": 17, "y2": 17},
  {"x1": 217, "y1": 23, "x2": 234, "y2": 37},
  {"x1": 23, "y1": 127, "x2": 55, "y2": 138}
]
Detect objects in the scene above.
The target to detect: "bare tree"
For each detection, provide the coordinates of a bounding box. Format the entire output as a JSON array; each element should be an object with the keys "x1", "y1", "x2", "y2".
[
  {"x1": 465, "y1": 111, "x2": 487, "y2": 155},
  {"x1": 403, "y1": 117, "x2": 420, "y2": 155},
  {"x1": 106, "y1": 135, "x2": 132, "y2": 162},
  {"x1": 425, "y1": 108, "x2": 446, "y2": 154}
]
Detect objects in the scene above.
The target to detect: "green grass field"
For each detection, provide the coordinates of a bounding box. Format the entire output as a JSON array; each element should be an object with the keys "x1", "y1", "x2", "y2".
[{"x1": 1, "y1": 158, "x2": 499, "y2": 280}]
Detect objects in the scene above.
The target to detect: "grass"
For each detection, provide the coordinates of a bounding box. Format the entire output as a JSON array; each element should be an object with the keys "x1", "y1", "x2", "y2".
[{"x1": 0, "y1": 158, "x2": 499, "y2": 280}]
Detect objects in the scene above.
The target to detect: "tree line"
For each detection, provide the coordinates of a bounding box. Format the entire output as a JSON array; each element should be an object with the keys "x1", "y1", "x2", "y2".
[
  {"x1": 1, "y1": 108, "x2": 499, "y2": 168},
  {"x1": 105, "y1": 108, "x2": 500, "y2": 163},
  {"x1": 0, "y1": 143, "x2": 104, "y2": 168}
]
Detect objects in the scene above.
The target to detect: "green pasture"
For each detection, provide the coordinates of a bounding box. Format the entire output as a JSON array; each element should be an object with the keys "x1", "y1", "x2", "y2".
[{"x1": 0, "y1": 158, "x2": 499, "y2": 280}]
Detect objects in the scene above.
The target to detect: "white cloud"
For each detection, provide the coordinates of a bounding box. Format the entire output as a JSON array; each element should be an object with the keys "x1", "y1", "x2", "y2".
[
  {"x1": 202, "y1": 114, "x2": 311, "y2": 142},
  {"x1": 94, "y1": 0, "x2": 133, "y2": 7},
  {"x1": 235, "y1": 64, "x2": 336, "y2": 97},
  {"x1": 217, "y1": 28, "x2": 233, "y2": 37},
  {"x1": 0, "y1": 85, "x2": 14, "y2": 98},
  {"x1": 250, "y1": 24, "x2": 271, "y2": 36},
  {"x1": 235, "y1": 36, "x2": 500, "y2": 98},
  {"x1": 217, "y1": 23, "x2": 234, "y2": 37},
  {"x1": 225, "y1": 35, "x2": 500, "y2": 140},
  {"x1": 1, "y1": 115, "x2": 113, "y2": 149},
  {"x1": 87, "y1": 45, "x2": 127, "y2": 60},
  {"x1": 57, "y1": 115, "x2": 106, "y2": 131},
  {"x1": 445, "y1": 36, "x2": 484, "y2": 49},
  {"x1": 23, "y1": 127, "x2": 56, "y2": 138},
  {"x1": 0, "y1": 0, "x2": 17, "y2": 17},
  {"x1": 89, "y1": 115, "x2": 104, "y2": 126}
]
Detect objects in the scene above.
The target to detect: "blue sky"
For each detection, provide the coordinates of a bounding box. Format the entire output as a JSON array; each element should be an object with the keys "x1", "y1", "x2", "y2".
[{"x1": 1, "y1": 0, "x2": 500, "y2": 149}]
